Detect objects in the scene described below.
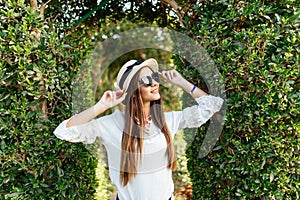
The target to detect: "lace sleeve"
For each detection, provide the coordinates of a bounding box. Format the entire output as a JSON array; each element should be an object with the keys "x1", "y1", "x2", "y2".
[
  {"x1": 178, "y1": 95, "x2": 224, "y2": 130},
  {"x1": 53, "y1": 117, "x2": 101, "y2": 144}
]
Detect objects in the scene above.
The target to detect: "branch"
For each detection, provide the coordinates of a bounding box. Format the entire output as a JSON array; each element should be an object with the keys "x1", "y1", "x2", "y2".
[
  {"x1": 161, "y1": 0, "x2": 185, "y2": 27},
  {"x1": 39, "y1": 0, "x2": 52, "y2": 18},
  {"x1": 30, "y1": 0, "x2": 38, "y2": 11},
  {"x1": 27, "y1": 1, "x2": 51, "y2": 119},
  {"x1": 29, "y1": 0, "x2": 52, "y2": 18},
  {"x1": 39, "y1": 76, "x2": 48, "y2": 119},
  {"x1": 73, "y1": 0, "x2": 109, "y2": 27},
  {"x1": 162, "y1": 0, "x2": 180, "y2": 10}
]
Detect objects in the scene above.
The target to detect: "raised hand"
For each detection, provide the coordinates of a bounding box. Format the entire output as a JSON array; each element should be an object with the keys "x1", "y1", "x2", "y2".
[
  {"x1": 159, "y1": 70, "x2": 185, "y2": 87},
  {"x1": 159, "y1": 70, "x2": 208, "y2": 98},
  {"x1": 98, "y1": 89, "x2": 127, "y2": 109},
  {"x1": 66, "y1": 89, "x2": 127, "y2": 128}
]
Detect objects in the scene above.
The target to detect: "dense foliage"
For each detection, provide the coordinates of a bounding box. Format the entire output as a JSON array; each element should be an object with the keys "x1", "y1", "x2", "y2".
[
  {"x1": 175, "y1": 0, "x2": 299, "y2": 199},
  {"x1": 1, "y1": 0, "x2": 299, "y2": 199},
  {"x1": 1, "y1": 1, "x2": 182, "y2": 199},
  {"x1": 0, "y1": 1, "x2": 98, "y2": 199}
]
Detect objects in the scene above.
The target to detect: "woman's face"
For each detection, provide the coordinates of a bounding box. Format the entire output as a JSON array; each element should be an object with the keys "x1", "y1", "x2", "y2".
[{"x1": 138, "y1": 67, "x2": 160, "y2": 103}]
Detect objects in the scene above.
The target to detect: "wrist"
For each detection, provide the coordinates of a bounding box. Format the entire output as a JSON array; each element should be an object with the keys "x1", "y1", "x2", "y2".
[
  {"x1": 189, "y1": 84, "x2": 197, "y2": 94},
  {"x1": 178, "y1": 79, "x2": 194, "y2": 91},
  {"x1": 95, "y1": 101, "x2": 109, "y2": 113}
]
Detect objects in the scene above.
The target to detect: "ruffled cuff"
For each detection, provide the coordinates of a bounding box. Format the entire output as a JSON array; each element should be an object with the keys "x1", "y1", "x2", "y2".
[
  {"x1": 53, "y1": 117, "x2": 97, "y2": 144},
  {"x1": 195, "y1": 95, "x2": 224, "y2": 113},
  {"x1": 179, "y1": 95, "x2": 224, "y2": 129}
]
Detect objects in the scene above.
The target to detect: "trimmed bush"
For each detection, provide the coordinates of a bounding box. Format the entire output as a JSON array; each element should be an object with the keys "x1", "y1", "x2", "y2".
[
  {"x1": 175, "y1": 0, "x2": 299, "y2": 199},
  {"x1": 0, "y1": 1, "x2": 98, "y2": 199}
]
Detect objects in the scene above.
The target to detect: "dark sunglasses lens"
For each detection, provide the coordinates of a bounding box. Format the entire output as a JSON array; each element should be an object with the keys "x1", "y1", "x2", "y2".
[
  {"x1": 152, "y1": 72, "x2": 160, "y2": 82},
  {"x1": 139, "y1": 73, "x2": 160, "y2": 87},
  {"x1": 140, "y1": 76, "x2": 152, "y2": 87}
]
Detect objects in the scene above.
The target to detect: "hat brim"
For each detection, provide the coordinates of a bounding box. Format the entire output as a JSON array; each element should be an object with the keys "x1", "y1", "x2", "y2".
[
  {"x1": 118, "y1": 58, "x2": 159, "y2": 92},
  {"x1": 136, "y1": 58, "x2": 158, "y2": 72}
]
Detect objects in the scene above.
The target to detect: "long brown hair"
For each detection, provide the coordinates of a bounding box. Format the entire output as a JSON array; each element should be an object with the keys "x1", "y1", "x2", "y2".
[{"x1": 120, "y1": 67, "x2": 177, "y2": 186}]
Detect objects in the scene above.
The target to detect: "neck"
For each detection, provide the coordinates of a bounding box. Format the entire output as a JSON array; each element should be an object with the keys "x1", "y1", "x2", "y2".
[{"x1": 143, "y1": 101, "x2": 151, "y2": 117}]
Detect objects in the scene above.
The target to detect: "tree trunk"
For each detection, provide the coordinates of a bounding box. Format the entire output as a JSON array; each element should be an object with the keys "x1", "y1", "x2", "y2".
[{"x1": 29, "y1": 0, "x2": 52, "y2": 119}]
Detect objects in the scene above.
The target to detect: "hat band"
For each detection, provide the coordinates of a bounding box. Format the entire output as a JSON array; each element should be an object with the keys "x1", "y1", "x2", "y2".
[{"x1": 119, "y1": 60, "x2": 142, "y2": 89}]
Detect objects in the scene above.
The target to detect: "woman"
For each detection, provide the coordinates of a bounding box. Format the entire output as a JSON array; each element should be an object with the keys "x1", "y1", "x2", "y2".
[{"x1": 54, "y1": 58, "x2": 223, "y2": 200}]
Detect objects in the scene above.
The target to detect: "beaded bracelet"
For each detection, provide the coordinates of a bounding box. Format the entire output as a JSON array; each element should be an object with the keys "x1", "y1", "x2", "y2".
[{"x1": 189, "y1": 84, "x2": 197, "y2": 94}]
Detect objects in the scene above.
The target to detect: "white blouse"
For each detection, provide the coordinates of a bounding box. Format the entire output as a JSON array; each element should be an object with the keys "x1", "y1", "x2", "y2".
[{"x1": 54, "y1": 95, "x2": 223, "y2": 200}]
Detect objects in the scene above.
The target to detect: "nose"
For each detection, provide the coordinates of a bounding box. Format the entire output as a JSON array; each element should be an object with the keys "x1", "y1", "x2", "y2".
[{"x1": 151, "y1": 78, "x2": 159, "y2": 86}]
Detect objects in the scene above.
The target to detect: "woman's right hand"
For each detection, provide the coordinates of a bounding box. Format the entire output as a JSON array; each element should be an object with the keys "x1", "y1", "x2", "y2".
[
  {"x1": 97, "y1": 89, "x2": 127, "y2": 109},
  {"x1": 66, "y1": 89, "x2": 127, "y2": 128}
]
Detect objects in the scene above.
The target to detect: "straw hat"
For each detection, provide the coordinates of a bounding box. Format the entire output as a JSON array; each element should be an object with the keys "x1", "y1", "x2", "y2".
[{"x1": 114, "y1": 58, "x2": 159, "y2": 92}]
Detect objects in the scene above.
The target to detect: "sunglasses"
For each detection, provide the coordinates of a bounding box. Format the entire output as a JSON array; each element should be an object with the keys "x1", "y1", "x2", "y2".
[{"x1": 139, "y1": 72, "x2": 160, "y2": 87}]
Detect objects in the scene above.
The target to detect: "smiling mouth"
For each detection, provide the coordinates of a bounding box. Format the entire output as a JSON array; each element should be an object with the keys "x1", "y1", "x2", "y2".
[{"x1": 151, "y1": 88, "x2": 159, "y2": 93}]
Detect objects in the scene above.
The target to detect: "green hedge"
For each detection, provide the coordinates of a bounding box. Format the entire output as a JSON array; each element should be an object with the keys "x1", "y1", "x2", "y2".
[
  {"x1": 176, "y1": 0, "x2": 299, "y2": 199},
  {"x1": 1, "y1": 0, "x2": 299, "y2": 199},
  {"x1": 0, "y1": 1, "x2": 98, "y2": 199}
]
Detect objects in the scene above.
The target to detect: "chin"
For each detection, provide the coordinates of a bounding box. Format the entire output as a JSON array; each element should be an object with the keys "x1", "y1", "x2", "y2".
[
  {"x1": 153, "y1": 93, "x2": 161, "y2": 101},
  {"x1": 153, "y1": 97, "x2": 161, "y2": 101},
  {"x1": 144, "y1": 95, "x2": 160, "y2": 103}
]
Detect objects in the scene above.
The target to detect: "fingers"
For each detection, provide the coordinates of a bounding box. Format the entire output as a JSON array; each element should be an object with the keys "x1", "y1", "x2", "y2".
[
  {"x1": 160, "y1": 71, "x2": 169, "y2": 81},
  {"x1": 104, "y1": 91, "x2": 113, "y2": 100},
  {"x1": 115, "y1": 89, "x2": 124, "y2": 98},
  {"x1": 112, "y1": 89, "x2": 127, "y2": 102},
  {"x1": 101, "y1": 90, "x2": 127, "y2": 108},
  {"x1": 160, "y1": 70, "x2": 178, "y2": 82},
  {"x1": 115, "y1": 92, "x2": 127, "y2": 104}
]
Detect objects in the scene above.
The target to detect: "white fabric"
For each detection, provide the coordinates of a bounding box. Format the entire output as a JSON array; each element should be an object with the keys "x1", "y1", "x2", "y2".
[{"x1": 53, "y1": 95, "x2": 223, "y2": 200}]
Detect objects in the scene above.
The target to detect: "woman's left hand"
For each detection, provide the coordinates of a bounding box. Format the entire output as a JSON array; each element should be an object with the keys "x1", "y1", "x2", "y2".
[{"x1": 159, "y1": 70, "x2": 186, "y2": 87}]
